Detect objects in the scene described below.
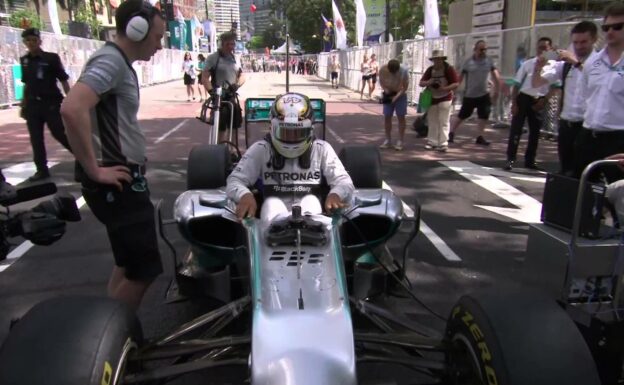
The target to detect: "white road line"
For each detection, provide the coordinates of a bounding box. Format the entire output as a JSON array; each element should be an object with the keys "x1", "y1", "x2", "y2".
[
  {"x1": 382, "y1": 181, "x2": 461, "y2": 262},
  {"x1": 3, "y1": 161, "x2": 59, "y2": 185},
  {"x1": 326, "y1": 124, "x2": 345, "y2": 144},
  {"x1": 441, "y1": 160, "x2": 542, "y2": 224},
  {"x1": 1, "y1": 117, "x2": 187, "y2": 273},
  {"x1": 485, "y1": 167, "x2": 546, "y2": 184},
  {"x1": 0, "y1": 185, "x2": 88, "y2": 273},
  {"x1": 155, "y1": 118, "x2": 189, "y2": 144}
]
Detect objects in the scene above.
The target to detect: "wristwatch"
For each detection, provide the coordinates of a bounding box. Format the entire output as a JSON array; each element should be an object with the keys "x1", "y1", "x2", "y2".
[{"x1": 573, "y1": 61, "x2": 583, "y2": 69}]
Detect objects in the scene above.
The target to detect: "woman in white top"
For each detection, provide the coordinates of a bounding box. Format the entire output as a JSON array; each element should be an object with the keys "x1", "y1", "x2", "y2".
[
  {"x1": 182, "y1": 52, "x2": 196, "y2": 102},
  {"x1": 368, "y1": 54, "x2": 379, "y2": 99},
  {"x1": 360, "y1": 53, "x2": 372, "y2": 99}
]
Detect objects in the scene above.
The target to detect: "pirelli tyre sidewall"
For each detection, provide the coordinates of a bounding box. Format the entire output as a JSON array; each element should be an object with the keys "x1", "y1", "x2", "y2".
[
  {"x1": 445, "y1": 291, "x2": 601, "y2": 385},
  {"x1": 0, "y1": 296, "x2": 142, "y2": 385},
  {"x1": 446, "y1": 296, "x2": 510, "y2": 385}
]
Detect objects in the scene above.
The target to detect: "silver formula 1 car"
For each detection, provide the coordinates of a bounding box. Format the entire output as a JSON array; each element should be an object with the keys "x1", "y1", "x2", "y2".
[{"x1": 0, "y1": 143, "x2": 602, "y2": 385}]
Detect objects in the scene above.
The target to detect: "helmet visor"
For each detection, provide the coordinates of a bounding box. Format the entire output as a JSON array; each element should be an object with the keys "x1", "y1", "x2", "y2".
[{"x1": 272, "y1": 122, "x2": 313, "y2": 143}]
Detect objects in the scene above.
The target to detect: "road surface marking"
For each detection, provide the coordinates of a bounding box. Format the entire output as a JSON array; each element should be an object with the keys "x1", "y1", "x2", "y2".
[
  {"x1": 441, "y1": 160, "x2": 542, "y2": 224},
  {"x1": 155, "y1": 119, "x2": 189, "y2": 144},
  {"x1": 1, "y1": 117, "x2": 187, "y2": 273},
  {"x1": 326, "y1": 124, "x2": 345, "y2": 144},
  {"x1": 3, "y1": 161, "x2": 59, "y2": 185},
  {"x1": 382, "y1": 181, "x2": 461, "y2": 262}
]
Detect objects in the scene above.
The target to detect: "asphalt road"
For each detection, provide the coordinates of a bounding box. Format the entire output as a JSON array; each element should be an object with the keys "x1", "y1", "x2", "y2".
[{"x1": 0, "y1": 72, "x2": 562, "y2": 384}]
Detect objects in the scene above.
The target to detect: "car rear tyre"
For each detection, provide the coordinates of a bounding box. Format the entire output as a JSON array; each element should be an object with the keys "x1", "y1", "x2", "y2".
[
  {"x1": 446, "y1": 289, "x2": 600, "y2": 385},
  {"x1": 339, "y1": 145, "x2": 382, "y2": 188},
  {"x1": 0, "y1": 296, "x2": 142, "y2": 385},
  {"x1": 187, "y1": 144, "x2": 231, "y2": 189}
]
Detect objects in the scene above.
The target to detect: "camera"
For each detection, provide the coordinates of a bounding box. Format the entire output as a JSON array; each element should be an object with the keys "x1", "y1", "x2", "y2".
[
  {"x1": 0, "y1": 180, "x2": 81, "y2": 260},
  {"x1": 430, "y1": 81, "x2": 441, "y2": 89}
]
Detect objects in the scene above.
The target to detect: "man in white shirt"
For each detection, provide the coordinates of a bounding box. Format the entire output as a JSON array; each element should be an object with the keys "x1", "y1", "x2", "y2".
[
  {"x1": 504, "y1": 37, "x2": 557, "y2": 171},
  {"x1": 534, "y1": 21, "x2": 598, "y2": 176},
  {"x1": 576, "y1": 3, "x2": 624, "y2": 181}
]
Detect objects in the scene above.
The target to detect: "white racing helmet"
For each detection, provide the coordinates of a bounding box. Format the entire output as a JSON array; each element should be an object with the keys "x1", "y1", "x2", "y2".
[{"x1": 270, "y1": 93, "x2": 314, "y2": 158}]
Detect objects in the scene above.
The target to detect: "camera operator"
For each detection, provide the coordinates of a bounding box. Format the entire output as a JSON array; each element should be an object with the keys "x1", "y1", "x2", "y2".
[{"x1": 201, "y1": 31, "x2": 246, "y2": 144}]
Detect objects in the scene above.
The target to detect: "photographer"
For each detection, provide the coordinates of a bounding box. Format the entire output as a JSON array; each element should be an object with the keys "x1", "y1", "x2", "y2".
[
  {"x1": 379, "y1": 59, "x2": 410, "y2": 151},
  {"x1": 201, "y1": 31, "x2": 246, "y2": 144},
  {"x1": 419, "y1": 50, "x2": 460, "y2": 153}
]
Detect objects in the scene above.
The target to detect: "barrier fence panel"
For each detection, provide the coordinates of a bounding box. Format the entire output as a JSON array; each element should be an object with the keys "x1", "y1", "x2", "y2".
[
  {"x1": 317, "y1": 20, "x2": 604, "y2": 133},
  {"x1": 0, "y1": 26, "x2": 187, "y2": 107}
]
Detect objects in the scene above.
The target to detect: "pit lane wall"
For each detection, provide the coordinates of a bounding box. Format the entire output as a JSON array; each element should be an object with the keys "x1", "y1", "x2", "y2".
[
  {"x1": 317, "y1": 20, "x2": 605, "y2": 134},
  {"x1": 0, "y1": 26, "x2": 187, "y2": 107}
]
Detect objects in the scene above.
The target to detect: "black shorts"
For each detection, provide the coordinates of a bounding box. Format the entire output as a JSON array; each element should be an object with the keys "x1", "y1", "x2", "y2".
[
  {"x1": 210, "y1": 97, "x2": 243, "y2": 132},
  {"x1": 81, "y1": 179, "x2": 163, "y2": 281},
  {"x1": 458, "y1": 94, "x2": 491, "y2": 120},
  {"x1": 184, "y1": 74, "x2": 195, "y2": 85},
  {"x1": 197, "y1": 73, "x2": 203, "y2": 84},
  {"x1": 371, "y1": 74, "x2": 377, "y2": 84},
  {"x1": 362, "y1": 74, "x2": 370, "y2": 81},
  {"x1": 331, "y1": 71, "x2": 338, "y2": 80}
]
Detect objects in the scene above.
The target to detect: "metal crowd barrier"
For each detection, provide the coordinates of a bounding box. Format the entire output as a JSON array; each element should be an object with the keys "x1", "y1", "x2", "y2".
[
  {"x1": 316, "y1": 20, "x2": 605, "y2": 134},
  {"x1": 0, "y1": 26, "x2": 187, "y2": 107}
]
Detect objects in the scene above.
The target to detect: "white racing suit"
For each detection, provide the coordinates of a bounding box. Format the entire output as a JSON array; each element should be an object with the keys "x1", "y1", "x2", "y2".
[{"x1": 226, "y1": 139, "x2": 354, "y2": 221}]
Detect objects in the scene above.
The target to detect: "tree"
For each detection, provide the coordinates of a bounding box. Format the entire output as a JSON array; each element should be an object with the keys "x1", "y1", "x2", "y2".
[
  {"x1": 262, "y1": 17, "x2": 286, "y2": 50},
  {"x1": 277, "y1": 0, "x2": 355, "y2": 53},
  {"x1": 248, "y1": 35, "x2": 265, "y2": 49},
  {"x1": 9, "y1": 8, "x2": 44, "y2": 29},
  {"x1": 29, "y1": 0, "x2": 85, "y2": 22}
]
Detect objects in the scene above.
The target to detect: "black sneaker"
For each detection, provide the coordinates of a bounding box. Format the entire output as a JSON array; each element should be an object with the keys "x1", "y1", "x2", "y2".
[
  {"x1": 448, "y1": 132, "x2": 454, "y2": 143},
  {"x1": 27, "y1": 169, "x2": 50, "y2": 182},
  {"x1": 503, "y1": 160, "x2": 514, "y2": 171},
  {"x1": 525, "y1": 162, "x2": 544, "y2": 171},
  {"x1": 475, "y1": 135, "x2": 490, "y2": 146}
]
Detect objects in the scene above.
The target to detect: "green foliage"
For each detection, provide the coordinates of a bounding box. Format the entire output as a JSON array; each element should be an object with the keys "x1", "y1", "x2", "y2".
[
  {"x1": 268, "y1": 0, "x2": 456, "y2": 53},
  {"x1": 248, "y1": 35, "x2": 265, "y2": 49},
  {"x1": 74, "y1": 3, "x2": 101, "y2": 37},
  {"x1": 262, "y1": 17, "x2": 286, "y2": 50},
  {"x1": 60, "y1": 21, "x2": 70, "y2": 35},
  {"x1": 9, "y1": 8, "x2": 44, "y2": 30}
]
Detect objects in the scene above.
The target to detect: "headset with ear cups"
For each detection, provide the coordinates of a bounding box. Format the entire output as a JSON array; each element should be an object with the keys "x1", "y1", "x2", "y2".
[{"x1": 125, "y1": 2, "x2": 154, "y2": 42}]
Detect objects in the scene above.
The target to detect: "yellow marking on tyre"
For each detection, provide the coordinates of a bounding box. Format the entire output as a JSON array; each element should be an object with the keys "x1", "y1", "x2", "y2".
[
  {"x1": 101, "y1": 361, "x2": 112, "y2": 385},
  {"x1": 457, "y1": 308, "x2": 499, "y2": 385}
]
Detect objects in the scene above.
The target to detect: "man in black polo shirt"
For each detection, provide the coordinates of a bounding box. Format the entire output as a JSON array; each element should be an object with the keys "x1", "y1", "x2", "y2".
[{"x1": 20, "y1": 28, "x2": 72, "y2": 181}]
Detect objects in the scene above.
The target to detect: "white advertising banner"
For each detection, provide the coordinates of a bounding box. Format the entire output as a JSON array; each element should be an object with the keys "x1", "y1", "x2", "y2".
[{"x1": 363, "y1": 0, "x2": 386, "y2": 44}]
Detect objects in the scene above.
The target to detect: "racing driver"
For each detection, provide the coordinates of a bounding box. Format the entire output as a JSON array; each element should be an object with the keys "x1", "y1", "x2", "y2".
[{"x1": 227, "y1": 92, "x2": 354, "y2": 221}]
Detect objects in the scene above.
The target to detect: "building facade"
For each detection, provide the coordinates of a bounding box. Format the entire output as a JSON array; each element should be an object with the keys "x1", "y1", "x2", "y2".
[{"x1": 214, "y1": 0, "x2": 241, "y2": 37}]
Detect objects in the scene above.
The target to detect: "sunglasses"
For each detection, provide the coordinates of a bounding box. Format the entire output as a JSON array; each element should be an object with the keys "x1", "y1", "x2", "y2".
[
  {"x1": 478, "y1": 48, "x2": 488, "y2": 52},
  {"x1": 602, "y1": 22, "x2": 624, "y2": 32}
]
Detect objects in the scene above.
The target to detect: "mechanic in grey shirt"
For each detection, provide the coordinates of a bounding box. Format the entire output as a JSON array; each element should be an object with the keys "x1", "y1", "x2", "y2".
[
  {"x1": 202, "y1": 31, "x2": 246, "y2": 143},
  {"x1": 61, "y1": 0, "x2": 166, "y2": 309},
  {"x1": 449, "y1": 40, "x2": 500, "y2": 146}
]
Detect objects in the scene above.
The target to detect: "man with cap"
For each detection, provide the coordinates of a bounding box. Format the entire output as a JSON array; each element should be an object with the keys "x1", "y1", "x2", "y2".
[{"x1": 20, "y1": 28, "x2": 72, "y2": 181}]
